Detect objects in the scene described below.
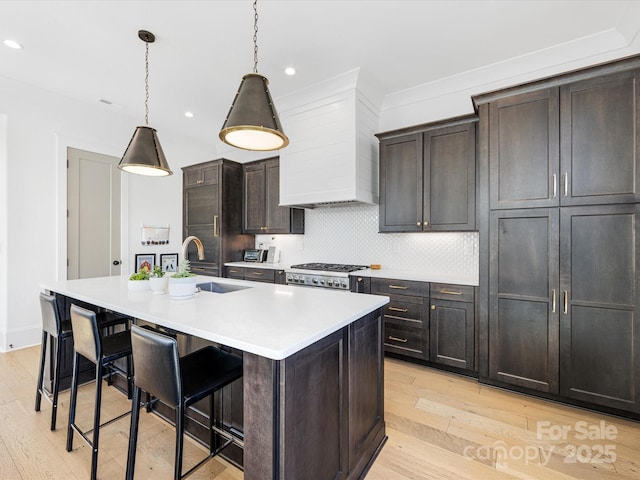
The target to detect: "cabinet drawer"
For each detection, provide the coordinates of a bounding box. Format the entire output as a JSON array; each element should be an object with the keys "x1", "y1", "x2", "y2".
[
  {"x1": 190, "y1": 262, "x2": 219, "y2": 277},
  {"x1": 225, "y1": 266, "x2": 245, "y2": 279},
  {"x1": 244, "y1": 268, "x2": 275, "y2": 283},
  {"x1": 371, "y1": 278, "x2": 429, "y2": 297},
  {"x1": 383, "y1": 299, "x2": 426, "y2": 327},
  {"x1": 384, "y1": 323, "x2": 426, "y2": 359},
  {"x1": 430, "y1": 283, "x2": 474, "y2": 303}
]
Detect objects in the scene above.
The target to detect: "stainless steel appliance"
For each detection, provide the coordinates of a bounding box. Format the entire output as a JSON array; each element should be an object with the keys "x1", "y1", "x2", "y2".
[
  {"x1": 286, "y1": 263, "x2": 368, "y2": 290},
  {"x1": 244, "y1": 249, "x2": 267, "y2": 262}
]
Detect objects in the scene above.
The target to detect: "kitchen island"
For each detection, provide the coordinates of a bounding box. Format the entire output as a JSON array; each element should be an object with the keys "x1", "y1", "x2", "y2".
[{"x1": 41, "y1": 275, "x2": 389, "y2": 480}]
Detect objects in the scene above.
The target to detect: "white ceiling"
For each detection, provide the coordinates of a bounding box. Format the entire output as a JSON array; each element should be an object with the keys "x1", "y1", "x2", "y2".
[{"x1": 1, "y1": 0, "x2": 640, "y2": 147}]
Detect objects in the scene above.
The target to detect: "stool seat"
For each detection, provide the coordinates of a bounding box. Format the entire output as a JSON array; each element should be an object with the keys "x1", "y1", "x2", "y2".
[
  {"x1": 181, "y1": 347, "x2": 243, "y2": 405},
  {"x1": 126, "y1": 324, "x2": 243, "y2": 480}
]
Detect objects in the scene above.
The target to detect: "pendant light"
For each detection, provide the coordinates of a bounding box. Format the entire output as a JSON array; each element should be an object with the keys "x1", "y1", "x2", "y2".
[
  {"x1": 118, "y1": 30, "x2": 172, "y2": 176},
  {"x1": 219, "y1": 0, "x2": 289, "y2": 151}
]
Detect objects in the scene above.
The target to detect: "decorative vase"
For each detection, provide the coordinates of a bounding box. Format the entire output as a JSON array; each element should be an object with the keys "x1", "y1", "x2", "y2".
[
  {"x1": 168, "y1": 276, "x2": 197, "y2": 299},
  {"x1": 149, "y1": 276, "x2": 169, "y2": 295},
  {"x1": 128, "y1": 279, "x2": 150, "y2": 291}
]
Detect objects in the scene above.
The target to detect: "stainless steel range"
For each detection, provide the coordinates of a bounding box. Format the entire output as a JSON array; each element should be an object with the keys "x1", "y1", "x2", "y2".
[{"x1": 286, "y1": 263, "x2": 368, "y2": 290}]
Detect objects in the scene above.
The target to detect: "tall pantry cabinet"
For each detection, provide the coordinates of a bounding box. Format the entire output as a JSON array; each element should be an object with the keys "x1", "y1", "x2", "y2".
[{"x1": 475, "y1": 56, "x2": 640, "y2": 413}]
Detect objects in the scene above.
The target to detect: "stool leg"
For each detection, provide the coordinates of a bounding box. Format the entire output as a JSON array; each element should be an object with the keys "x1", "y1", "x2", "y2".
[
  {"x1": 66, "y1": 351, "x2": 80, "y2": 452},
  {"x1": 90, "y1": 362, "x2": 104, "y2": 480},
  {"x1": 34, "y1": 331, "x2": 48, "y2": 412},
  {"x1": 174, "y1": 405, "x2": 185, "y2": 480},
  {"x1": 51, "y1": 335, "x2": 63, "y2": 430},
  {"x1": 126, "y1": 386, "x2": 142, "y2": 480}
]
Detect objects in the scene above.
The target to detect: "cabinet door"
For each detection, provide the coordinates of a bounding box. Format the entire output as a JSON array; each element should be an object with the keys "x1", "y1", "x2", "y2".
[
  {"x1": 183, "y1": 163, "x2": 219, "y2": 188},
  {"x1": 430, "y1": 299, "x2": 474, "y2": 370},
  {"x1": 244, "y1": 162, "x2": 266, "y2": 234},
  {"x1": 265, "y1": 159, "x2": 291, "y2": 234},
  {"x1": 489, "y1": 89, "x2": 559, "y2": 209},
  {"x1": 424, "y1": 122, "x2": 476, "y2": 230},
  {"x1": 379, "y1": 133, "x2": 423, "y2": 232},
  {"x1": 184, "y1": 224, "x2": 220, "y2": 268},
  {"x1": 560, "y1": 70, "x2": 640, "y2": 205},
  {"x1": 184, "y1": 182, "x2": 219, "y2": 227},
  {"x1": 560, "y1": 204, "x2": 640, "y2": 412},
  {"x1": 489, "y1": 208, "x2": 559, "y2": 393}
]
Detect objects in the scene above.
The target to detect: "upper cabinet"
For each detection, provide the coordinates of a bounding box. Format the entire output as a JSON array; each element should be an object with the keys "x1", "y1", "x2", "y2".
[
  {"x1": 479, "y1": 67, "x2": 640, "y2": 209},
  {"x1": 243, "y1": 157, "x2": 304, "y2": 235},
  {"x1": 377, "y1": 115, "x2": 477, "y2": 232}
]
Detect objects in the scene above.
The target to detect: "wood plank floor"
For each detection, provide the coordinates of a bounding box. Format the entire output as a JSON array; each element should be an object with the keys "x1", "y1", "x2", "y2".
[{"x1": 1, "y1": 346, "x2": 639, "y2": 479}]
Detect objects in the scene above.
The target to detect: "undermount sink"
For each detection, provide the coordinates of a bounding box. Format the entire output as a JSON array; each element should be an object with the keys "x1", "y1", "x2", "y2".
[{"x1": 196, "y1": 282, "x2": 251, "y2": 294}]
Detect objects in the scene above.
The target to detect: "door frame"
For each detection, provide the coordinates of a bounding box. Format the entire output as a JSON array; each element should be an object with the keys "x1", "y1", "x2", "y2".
[{"x1": 54, "y1": 132, "x2": 130, "y2": 281}]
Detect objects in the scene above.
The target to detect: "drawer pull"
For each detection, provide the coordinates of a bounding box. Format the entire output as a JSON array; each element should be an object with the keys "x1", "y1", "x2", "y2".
[
  {"x1": 228, "y1": 269, "x2": 239, "y2": 273},
  {"x1": 439, "y1": 289, "x2": 462, "y2": 295},
  {"x1": 388, "y1": 285, "x2": 408, "y2": 290},
  {"x1": 249, "y1": 271, "x2": 264, "y2": 276},
  {"x1": 388, "y1": 336, "x2": 408, "y2": 343},
  {"x1": 388, "y1": 306, "x2": 408, "y2": 313}
]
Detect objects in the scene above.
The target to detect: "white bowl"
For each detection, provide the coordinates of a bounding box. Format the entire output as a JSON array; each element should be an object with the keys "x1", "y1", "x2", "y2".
[{"x1": 128, "y1": 279, "x2": 150, "y2": 291}]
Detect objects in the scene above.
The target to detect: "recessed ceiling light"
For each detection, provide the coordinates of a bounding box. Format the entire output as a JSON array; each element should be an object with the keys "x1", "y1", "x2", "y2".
[
  {"x1": 285, "y1": 67, "x2": 296, "y2": 76},
  {"x1": 4, "y1": 39, "x2": 23, "y2": 49},
  {"x1": 185, "y1": 111, "x2": 194, "y2": 118}
]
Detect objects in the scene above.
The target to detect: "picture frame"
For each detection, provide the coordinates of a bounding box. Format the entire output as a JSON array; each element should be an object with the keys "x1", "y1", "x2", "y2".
[
  {"x1": 135, "y1": 253, "x2": 155, "y2": 273},
  {"x1": 160, "y1": 253, "x2": 179, "y2": 273}
]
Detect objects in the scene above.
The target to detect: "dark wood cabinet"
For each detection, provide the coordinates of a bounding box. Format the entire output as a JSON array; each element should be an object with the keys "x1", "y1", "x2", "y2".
[
  {"x1": 370, "y1": 277, "x2": 429, "y2": 360},
  {"x1": 429, "y1": 283, "x2": 475, "y2": 371},
  {"x1": 243, "y1": 157, "x2": 304, "y2": 235},
  {"x1": 224, "y1": 265, "x2": 283, "y2": 284},
  {"x1": 488, "y1": 208, "x2": 560, "y2": 393},
  {"x1": 559, "y1": 204, "x2": 640, "y2": 412},
  {"x1": 182, "y1": 159, "x2": 254, "y2": 277},
  {"x1": 476, "y1": 56, "x2": 640, "y2": 416},
  {"x1": 377, "y1": 115, "x2": 476, "y2": 232},
  {"x1": 486, "y1": 69, "x2": 640, "y2": 210}
]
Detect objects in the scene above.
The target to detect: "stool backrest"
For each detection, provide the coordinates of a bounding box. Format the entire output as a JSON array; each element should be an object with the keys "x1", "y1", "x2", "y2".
[
  {"x1": 70, "y1": 304, "x2": 101, "y2": 364},
  {"x1": 130, "y1": 325, "x2": 182, "y2": 408},
  {"x1": 40, "y1": 292, "x2": 61, "y2": 337}
]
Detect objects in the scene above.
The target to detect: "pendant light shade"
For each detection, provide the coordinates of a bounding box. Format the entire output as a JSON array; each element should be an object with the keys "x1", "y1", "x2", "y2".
[
  {"x1": 219, "y1": 0, "x2": 288, "y2": 151},
  {"x1": 119, "y1": 126, "x2": 172, "y2": 176},
  {"x1": 219, "y1": 73, "x2": 288, "y2": 151},
  {"x1": 118, "y1": 30, "x2": 172, "y2": 176}
]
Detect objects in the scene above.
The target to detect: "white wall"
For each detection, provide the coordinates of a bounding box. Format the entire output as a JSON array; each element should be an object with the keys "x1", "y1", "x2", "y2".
[{"x1": 0, "y1": 76, "x2": 214, "y2": 351}]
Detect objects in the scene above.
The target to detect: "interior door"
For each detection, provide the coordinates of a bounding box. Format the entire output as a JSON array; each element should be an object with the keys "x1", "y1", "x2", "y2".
[{"x1": 67, "y1": 147, "x2": 121, "y2": 279}]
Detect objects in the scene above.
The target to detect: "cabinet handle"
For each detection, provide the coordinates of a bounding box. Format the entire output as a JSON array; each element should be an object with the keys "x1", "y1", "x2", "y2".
[
  {"x1": 213, "y1": 215, "x2": 219, "y2": 237},
  {"x1": 552, "y1": 174, "x2": 557, "y2": 199},
  {"x1": 388, "y1": 285, "x2": 408, "y2": 290},
  {"x1": 424, "y1": 221, "x2": 429, "y2": 226},
  {"x1": 388, "y1": 336, "x2": 408, "y2": 343},
  {"x1": 388, "y1": 306, "x2": 408, "y2": 313},
  {"x1": 250, "y1": 271, "x2": 264, "y2": 276},
  {"x1": 197, "y1": 179, "x2": 203, "y2": 184},
  {"x1": 261, "y1": 226, "x2": 267, "y2": 231},
  {"x1": 431, "y1": 305, "x2": 436, "y2": 310},
  {"x1": 440, "y1": 289, "x2": 462, "y2": 295},
  {"x1": 228, "y1": 269, "x2": 239, "y2": 273},
  {"x1": 563, "y1": 172, "x2": 568, "y2": 197},
  {"x1": 416, "y1": 221, "x2": 421, "y2": 226},
  {"x1": 552, "y1": 289, "x2": 556, "y2": 313},
  {"x1": 563, "y1": 290, "x2": 568, "y2": 315}
]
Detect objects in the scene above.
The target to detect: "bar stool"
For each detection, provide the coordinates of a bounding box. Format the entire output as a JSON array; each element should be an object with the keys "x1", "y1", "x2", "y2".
[
  {"x1": 35, "y1": 292, "x2": 73, "y2": 430},
  {"x1": 66, "y1": 304, "x2": 133, "y2": 480},
  {"x1": 125, "y1": 324, "x2": 243, "y2": 480}
]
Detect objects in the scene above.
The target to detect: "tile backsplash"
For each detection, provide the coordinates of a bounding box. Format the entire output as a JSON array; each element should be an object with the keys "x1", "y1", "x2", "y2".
[{"x1": 256, "y1": 204, "x2": 478, "y2": 283}]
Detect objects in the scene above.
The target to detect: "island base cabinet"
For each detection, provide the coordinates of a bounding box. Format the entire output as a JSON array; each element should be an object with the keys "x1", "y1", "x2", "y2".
[{"x1": 243, "y1": 308, "x2": 386, "y2": 480}]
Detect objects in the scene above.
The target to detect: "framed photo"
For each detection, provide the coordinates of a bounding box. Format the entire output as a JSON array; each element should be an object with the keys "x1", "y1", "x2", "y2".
[
  {"x1": 135, "y1": 254, "x2": 155, "y2": 273},
  {"x1": 160, "y1": 253, "x2": 179, "y2": 273}
]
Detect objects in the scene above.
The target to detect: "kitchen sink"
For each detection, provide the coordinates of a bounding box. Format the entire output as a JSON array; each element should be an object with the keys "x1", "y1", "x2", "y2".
[{"x1": 196, "y1": 282, "x2": 251, "y2": 294}]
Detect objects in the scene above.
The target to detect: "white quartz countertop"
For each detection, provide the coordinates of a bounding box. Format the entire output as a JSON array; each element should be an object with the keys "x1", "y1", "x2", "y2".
[
  {"x1": 225, "y1": 262, "x2": 478, "y2": 286},
  {"x1": 41, "y1": 275, "x2": 389, "y2": 360}
]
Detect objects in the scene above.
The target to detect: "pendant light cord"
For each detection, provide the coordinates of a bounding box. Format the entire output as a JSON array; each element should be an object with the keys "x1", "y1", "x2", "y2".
[
  {"x1": 144, "y1": 40, "x2": 150, "y2": 125},
  {"x1": 253, "y1": 0, "x2": 259, "y2": 74}
]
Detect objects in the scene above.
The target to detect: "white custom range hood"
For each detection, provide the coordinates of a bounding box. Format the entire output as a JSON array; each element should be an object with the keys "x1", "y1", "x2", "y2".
[{"x1": 278, "y1": 70, "x2": 380, "y2": 208}]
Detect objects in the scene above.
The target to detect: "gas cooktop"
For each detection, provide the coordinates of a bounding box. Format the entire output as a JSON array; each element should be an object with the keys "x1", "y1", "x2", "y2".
[{"x1": 289, "y1": 263, "x2": 368, "y2": 273}]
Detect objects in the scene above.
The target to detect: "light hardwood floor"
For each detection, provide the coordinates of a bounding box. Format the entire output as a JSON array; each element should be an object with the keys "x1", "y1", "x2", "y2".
[{"x1": 1, "y1": 346, "x2": 639, "y2": 479}]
